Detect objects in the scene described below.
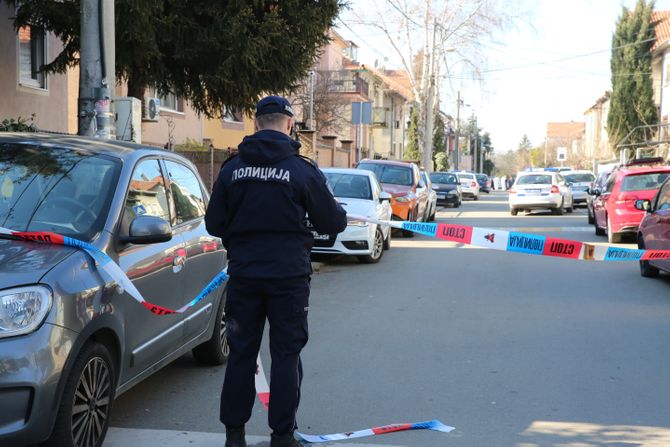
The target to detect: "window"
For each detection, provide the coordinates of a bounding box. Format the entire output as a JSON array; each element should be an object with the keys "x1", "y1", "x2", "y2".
[
  {"x1": 125, "y1": 160, "x2": 170, "y2": 224},
  {"x1": 621, "y1": 172, "x2": 670, "y2": 192},
  {"x1": 18, "y1": 25, "x2": 46, "y2": 89},
  {"x1": 164, "y1": 160, "x2": 206, "y2": 224},
  {"x1": 0, "y1": 144, "x2": 119, "y2": 241},
  {"x1": 223, "y1": 106, "x2": 244, "y2": 123},
  {"x1": 158, "y1": 92, "x2": 184, "y2": 113},
  {"x1": 656, "y1": 181, "x2": 670, "y2": 211},
  {"x1": 323, "y1": 173, "x2": 372, "y2": 200}
]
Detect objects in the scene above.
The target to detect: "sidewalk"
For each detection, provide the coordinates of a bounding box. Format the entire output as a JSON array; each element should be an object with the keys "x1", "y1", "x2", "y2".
[{"x1": 104, "y1": 427, "x2": 404, "y2": 447}]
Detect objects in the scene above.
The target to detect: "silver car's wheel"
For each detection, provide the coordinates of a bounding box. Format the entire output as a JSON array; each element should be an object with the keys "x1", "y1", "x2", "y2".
[
  {"x1": 358, "y1": 227, "x2": 384, "y2": 264},
  {"x1": 49, "y1": 342, "x2": 116, "y2": 447},
  {"x1": 193, "y1": 289, "x2": 229, "y2": 365}
]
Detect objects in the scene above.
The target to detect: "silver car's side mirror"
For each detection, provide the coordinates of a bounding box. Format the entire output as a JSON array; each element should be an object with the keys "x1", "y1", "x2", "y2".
[
  {"x1": 122, "y1": 215, "x2": 173, "y2": 244},
  {"x1": 379, "y1": 191, "x2": 392, "y2": 202}
]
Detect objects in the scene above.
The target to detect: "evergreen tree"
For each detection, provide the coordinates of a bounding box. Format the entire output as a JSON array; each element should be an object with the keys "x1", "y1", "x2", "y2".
[
  {"x1": 4, "y1": 0, "x2": 342, "y2": 116},
  {"x1": 432, "y1": 111, "x2": 448, "y2": 169},
  {"x1": 405, "y1": 106, "x2": 420, "y2": 161},
  {"x1": 608, "y1": 0, "x2": 657, "y2": 153}
]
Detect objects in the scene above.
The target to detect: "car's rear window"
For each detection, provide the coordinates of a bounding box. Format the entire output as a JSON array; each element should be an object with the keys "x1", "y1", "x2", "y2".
[
  {"x1": 357, "y1": 163, "x2": 412, "y2": 186},
  {"x1": 565, "y1": 173, "x2": 595, "y2": 183},
  {"x1": 516, "y1": 175, "x2": 552, "y2": 185},
  {"x1": 621, "y1": 172, "x2": 670, "y2": 191},
  {"x1": 0, "y1": 144, "x2": 120, "y2": 241}
]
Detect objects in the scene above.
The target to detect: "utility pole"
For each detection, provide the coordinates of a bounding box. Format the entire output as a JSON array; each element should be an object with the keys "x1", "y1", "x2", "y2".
[
  {"x1": 454, "y1": 90, "x2": 461, "y2": 170},
  {"x1": 423, "y1": 18, "x2": 438, "y2": 172},
  {"x1": 308, "y1": 70, "x2": 315, "y2": 130},
  {"x1": 78, "y1": 0, "x2": 115, "y2": 138}
]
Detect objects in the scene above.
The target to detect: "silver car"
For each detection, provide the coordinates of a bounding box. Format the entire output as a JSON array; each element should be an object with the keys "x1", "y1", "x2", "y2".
[
  {"x1": 0, "y1": 134, "x2": 228, "y2": 447},
  {"x1": 508, "y1": 171, "x2": 574, "y2": 215},
  {"x1": 563, "y1": 170, "x2": 596, "y2": 207}
]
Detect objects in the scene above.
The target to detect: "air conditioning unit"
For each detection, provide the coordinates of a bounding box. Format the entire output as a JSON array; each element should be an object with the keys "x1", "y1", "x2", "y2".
[{"x1": 142, "y1": 97, "x2": 161, "y2": 122}]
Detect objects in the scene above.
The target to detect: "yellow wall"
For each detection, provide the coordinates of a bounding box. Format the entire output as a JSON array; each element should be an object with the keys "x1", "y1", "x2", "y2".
[{"x1": 204, "y1": 114, "x2": 255, "y2": 149}]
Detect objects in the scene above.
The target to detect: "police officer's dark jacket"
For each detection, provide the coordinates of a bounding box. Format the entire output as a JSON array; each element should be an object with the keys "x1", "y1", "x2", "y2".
[{"x1": 205, "y1": 129, "x2": 347, "y2": 279}]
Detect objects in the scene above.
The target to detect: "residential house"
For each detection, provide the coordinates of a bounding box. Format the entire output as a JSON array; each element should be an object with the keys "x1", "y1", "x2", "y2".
[
  {"x1": 583, "y1": 91, "x2": 612, "y2": 162},
  {"x1": 652, "y1": 11, "x2": 670, "y2": 152},
  {"x1": 0, "y1": 5, "x2": 77, "y2": 133},
  {"x1": 546, "y1": 121, "x2": 585, "y2": 165},
  {"x1": 293, "y1": 29, "x2": 413, "y2": 167}
]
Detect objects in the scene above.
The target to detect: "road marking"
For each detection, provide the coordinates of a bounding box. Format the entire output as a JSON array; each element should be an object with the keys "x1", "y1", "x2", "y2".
[
  {"x1": 104, "y1": 427, "x2": 405, "y2": 447},
  {"x1": 505, "y1": 226, "x2": 594, "y2": 232}
]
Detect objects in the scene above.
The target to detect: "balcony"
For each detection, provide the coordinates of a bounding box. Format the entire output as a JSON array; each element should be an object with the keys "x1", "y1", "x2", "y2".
[{"x1": 320, "y1": 70, "x2": 369, "y2": 97}]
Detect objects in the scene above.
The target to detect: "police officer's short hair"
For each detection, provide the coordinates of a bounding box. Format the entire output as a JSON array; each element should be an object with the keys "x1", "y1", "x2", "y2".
[{"x1": 256, "y1": 112, "x2": 290, "y2": 129}]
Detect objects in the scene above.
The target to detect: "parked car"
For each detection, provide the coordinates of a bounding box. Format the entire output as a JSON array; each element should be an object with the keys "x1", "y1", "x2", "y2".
[
  {"x1": 563, "y1": 170, "x2": 595, "y2": 207},
  {"x1": 455, "y1": 171, "x2": 480, "y2": 200},
  {"x1": 636, "y1": 177, "x2": 670, "y2": 277},
  {"x1": 0, "y1": 134, "x2": 228, "y2": 447},
  {"x1": 475, "y1": 173, "x2": 490, "y2": 193},
  {"x1": 508, "y1": 171, "x2": 574, "y2": 215},
  {"x1": 587, "y1": 170, "x2": 611, "y2": 224},
  {"x1": 356, "y1": 159, "x2": 428, "y2": 237},
  {"x1": 420, "y1": 170, "x2": 437, "y2": 221},
  {"x1": 429, "y1": 172, "x2": 462, "y2": 207},
  {"x1": 593, "y1": 163, "x2": 670, "y2": 243},
  {"x1": 311, "y1": 168, "x2": 392, "y2": 263}
]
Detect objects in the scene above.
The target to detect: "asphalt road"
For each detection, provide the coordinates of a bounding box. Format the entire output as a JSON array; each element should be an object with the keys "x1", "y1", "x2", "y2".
[{"x1": 107, "y1": 192, "x2": 670, "y2": 447}]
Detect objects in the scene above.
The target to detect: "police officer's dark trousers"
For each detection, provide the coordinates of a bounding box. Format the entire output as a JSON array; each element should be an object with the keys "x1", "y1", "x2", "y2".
[{"x1": 220, "y1": 275, "x2": 310, "y2": 435}]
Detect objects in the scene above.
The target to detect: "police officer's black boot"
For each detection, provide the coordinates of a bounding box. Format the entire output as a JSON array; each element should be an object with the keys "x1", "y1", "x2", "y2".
[
  {"x1": 270, "y1": 431, "x2": 301, "y2": 447},
  {"x1": 225, "y1": 426, "x2": 247, "y2": 447}
]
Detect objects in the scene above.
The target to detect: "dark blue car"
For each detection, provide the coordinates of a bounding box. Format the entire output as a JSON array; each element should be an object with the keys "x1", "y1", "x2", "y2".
[{"x1": 476, "y1": 173, "x2": 490, "y2": 193}]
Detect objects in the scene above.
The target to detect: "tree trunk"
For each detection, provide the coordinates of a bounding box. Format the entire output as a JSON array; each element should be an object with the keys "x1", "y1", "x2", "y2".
[{"x1": 127, "y1": 79, "x2": 146, "y2": 101}]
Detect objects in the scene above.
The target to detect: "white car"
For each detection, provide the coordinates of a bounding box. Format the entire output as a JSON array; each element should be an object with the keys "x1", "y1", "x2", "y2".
[
  {"x1": 310, "y1": 168, "x2": 392, "y2": 263},
  {"x1": 420, "y1": 170, "x2": 438, "y2": 221},
  {"x1": 456, "y1": 172, "x2": 480, "y2": 200},
  {"x1": 509, "y1": 171, "x2": 574, "y2": 215},
  {"x1": 563, "y1": 170, "x2": 596, "y2": 207}
]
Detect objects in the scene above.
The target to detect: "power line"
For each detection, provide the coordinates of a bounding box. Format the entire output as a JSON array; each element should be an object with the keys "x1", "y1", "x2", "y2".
[{"x1": 481, "y1": 37, "x2": 656, "y2": 73}]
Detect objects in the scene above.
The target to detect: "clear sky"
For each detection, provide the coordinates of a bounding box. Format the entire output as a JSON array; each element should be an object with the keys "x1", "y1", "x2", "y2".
[{"x1": 336, "y1": 0, "x2": 670, "y2": 154}]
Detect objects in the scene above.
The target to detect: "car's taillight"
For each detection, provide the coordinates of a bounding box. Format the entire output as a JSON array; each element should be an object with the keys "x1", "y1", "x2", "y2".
[
  {"x1": 551, "y1": 185, "x2": 560, "y2": 193},
  {"x1": 471, "y1": 181, "x2": 477, "y2": 187},
  {"x1": 509, "y1": 188, "x2": 516, "y2": 194}
]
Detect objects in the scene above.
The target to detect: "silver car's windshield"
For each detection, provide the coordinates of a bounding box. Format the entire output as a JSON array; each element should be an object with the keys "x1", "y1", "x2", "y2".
[{"x1": 0, "y1": 144, "x2": 120, "y2": 241}]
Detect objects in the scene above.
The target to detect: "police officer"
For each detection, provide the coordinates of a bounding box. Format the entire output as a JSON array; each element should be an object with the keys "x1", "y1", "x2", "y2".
[{"x1": 205, "y1": 95, "x2": 347, "y2": 447}]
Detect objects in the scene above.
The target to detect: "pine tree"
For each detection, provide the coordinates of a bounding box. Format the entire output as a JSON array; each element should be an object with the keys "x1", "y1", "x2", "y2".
[
  {"x1": 4, "y1": 0, "x2": 343, "y2": 116},
  {"x1": 608, "y1": 0, "x2": 657, "y2": 153}
]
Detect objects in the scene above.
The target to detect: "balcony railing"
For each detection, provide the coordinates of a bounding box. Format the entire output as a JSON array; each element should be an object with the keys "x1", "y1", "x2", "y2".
[{"x1": 321, "y1": 70, "x2": 369, "y2": 97}]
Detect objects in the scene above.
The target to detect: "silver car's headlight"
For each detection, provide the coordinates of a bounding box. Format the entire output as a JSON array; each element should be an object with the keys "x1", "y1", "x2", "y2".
[
  {"x1": 347, "y1": 220, "x2": 369, "y2": 227},
  {"x1": 0, "y1": 285, "x2": 53, "y2": 339}
]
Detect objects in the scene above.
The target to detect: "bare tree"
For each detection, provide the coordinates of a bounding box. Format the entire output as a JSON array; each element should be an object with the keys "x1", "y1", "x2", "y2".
[
  {"x1": 344, "y1": 0, "x2": 519, "y2": 170},
  {"x1": 293, "y1": 70, "x2": 352, "y2": 137}
]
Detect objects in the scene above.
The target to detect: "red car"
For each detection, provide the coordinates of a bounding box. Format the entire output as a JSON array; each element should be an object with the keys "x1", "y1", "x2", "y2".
[
  {"x1": 636, "y1": 177, "x2": 670, "y2": 277},
  {"x1": 592, "y1": 161, "x2": 670, "y2": 243}
]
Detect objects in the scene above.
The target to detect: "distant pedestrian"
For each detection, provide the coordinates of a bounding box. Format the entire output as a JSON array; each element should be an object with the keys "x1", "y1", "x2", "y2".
[{"x1": 205, "y1": 95, "x2": 347, "y2": 447}]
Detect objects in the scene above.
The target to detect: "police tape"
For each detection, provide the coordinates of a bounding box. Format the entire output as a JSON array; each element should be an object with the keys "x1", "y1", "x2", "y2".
[
  {"x1": 0, "y1": 227, "x2": 227, "y2": 315},
  {"x1": 347, "y1": 215, "x2": 670, "y2": 262},
  {"x1": 253, "y1": 355, "x2": 455, "y2": 443}
]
